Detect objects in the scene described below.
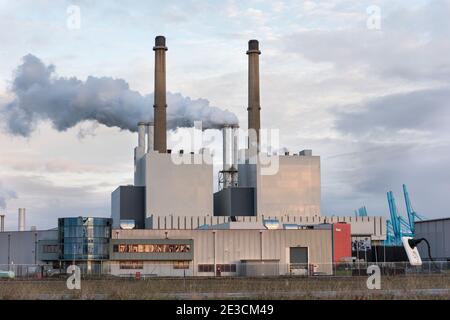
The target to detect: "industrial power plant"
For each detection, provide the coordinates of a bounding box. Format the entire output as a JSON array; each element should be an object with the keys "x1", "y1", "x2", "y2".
[{"x1": 0, "y1": 36, "x2": 447, "y2": 278}]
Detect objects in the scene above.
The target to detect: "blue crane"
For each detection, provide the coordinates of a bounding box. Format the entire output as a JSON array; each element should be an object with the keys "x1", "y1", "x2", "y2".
[
  {"x1": 354, "y1": 206, "x2": 368, "y2": 217},
  {"x1": 384, "y1": 184, "x2": 425, "y2": 245},
  {"x1": 356, "y1": 184, "x2": 425, "y2": 246},
  {"x1": 403, "y1": 184, "x2": 424, "y2": 234}
]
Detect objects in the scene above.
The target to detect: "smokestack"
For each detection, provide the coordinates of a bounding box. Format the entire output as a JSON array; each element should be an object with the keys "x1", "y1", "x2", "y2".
[
  {"x1": 231, "y1": 125, "x2": 239, "y2": 186},
  {"x1": 247, "y1": 39, "x2": 261, "y2": 149},
  {"x1": 134, "y1": 122, "x2": 146, "y2": 186},
  {"x1": 153, "y1": 35, "x2": 168, "y2": 153},
  {"x1": 222, "y1": 125, "x2": 231, "y2": 172},
  {"x1": 147, "y1": 122, "x2": 154, "y2": 153},
  {"x1": 232, "y1": 125, "x2": 239, "y2": 169},
  {"x1": 18, "y1": 208, "x2": 25, "y2": 231},
  {"x1": 0, "y1": 215, "x2": 4, "y2": 232},
  {"x1": 138, "y1": 122, "x2": 146, "y2": 150}
]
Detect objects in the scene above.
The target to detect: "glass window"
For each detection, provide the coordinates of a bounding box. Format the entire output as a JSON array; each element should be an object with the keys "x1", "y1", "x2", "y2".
[
  {"x1": 198, "y1": 264, "x2": 214, "y2": 273},
  {"x1": 119, "y1": 261, "x2": 143, "y2": 269},
  {"x1": 174, "y1": 261, "x2": 189, "y2": 269}
]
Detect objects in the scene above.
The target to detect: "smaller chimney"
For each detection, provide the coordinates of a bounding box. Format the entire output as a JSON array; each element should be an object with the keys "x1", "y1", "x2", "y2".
[
  {"x1": 0, "y1": 215, "x2": 5, "y2": 232},
  {"x1": 146, "y1": 122, "x2": 154, "y2": 153},
  {"x1": 137, "y1": 122, "x2": 146, "y2": 150},
  {"x1": 231, "y1": 125, "x2": 239, "y2": 169},
  {"x1": 18, "y1": 208, "x2": 25, "y2": 231},
  {"x1": 222, "y1": 125, "x2": 231, "y2": 172}
]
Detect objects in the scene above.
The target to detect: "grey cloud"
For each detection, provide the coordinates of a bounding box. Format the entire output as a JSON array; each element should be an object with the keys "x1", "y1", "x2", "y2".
[
  {"x1": 1, "y1": 175, "x2": 110, "y2": 229},
  {"x1": 0, "y1": 54, "x2": 238, "y2": 137},
  {"x1": 324, "y1": 85, "x2": 450, "y2": 218},
  {"x1": 283, "y1": 1, "x2": 450, "y2": 81},
  {"x1": 333, "y1": 87, "x2": 450, "y2": 136}
]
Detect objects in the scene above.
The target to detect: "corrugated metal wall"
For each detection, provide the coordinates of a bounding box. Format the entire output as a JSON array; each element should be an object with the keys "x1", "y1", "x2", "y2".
[
  {"x1": 415, "y1": 219, "x2": 450, "y2": 260},
  {"x1": 115, "y1": 228, "x2": 333, "y2": 275}
]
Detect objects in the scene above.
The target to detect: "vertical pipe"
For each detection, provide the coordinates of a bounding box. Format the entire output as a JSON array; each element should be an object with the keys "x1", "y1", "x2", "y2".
[
  {"x1": 138, "y1": 122, "x2": 146, "y2": 150},
  {"x1": 232, "y1": 125, "x2": 239, "y2": 168},
  {"x1": 247, "y1": 39, "x2": 261, "y2": 149},
  {"x1": 134, "y1": 122, "x2": 147, "y2": 186},
  {"x1": 222, "y1": 125, "x2": 231, "y2": 171},
  {"x1": 18, "y1": 208, "x2": 25, "y2": 232},
  {"x1": 0, "y1": 215, "x2": 4, "y2": 232},
  {"x1": 153, "y1": 35, "x2": 168, "y2": 153},
  {"x1": 147, "y1": 122, "x2": 154, "y2": 153}
]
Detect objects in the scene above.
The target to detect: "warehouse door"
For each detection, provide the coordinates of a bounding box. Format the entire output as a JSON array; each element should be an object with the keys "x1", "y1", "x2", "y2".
[{"x1": 289, "y1": 247, "x2": 308, "y2": 275}]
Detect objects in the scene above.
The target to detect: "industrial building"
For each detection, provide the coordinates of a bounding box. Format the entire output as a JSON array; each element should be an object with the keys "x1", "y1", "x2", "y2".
[
  {"x1": 415, "y1": 218, "x2": 450, "y2": 261},
  {"x1": 0, "y1": 36, "x2": 389, "y2": 277}
]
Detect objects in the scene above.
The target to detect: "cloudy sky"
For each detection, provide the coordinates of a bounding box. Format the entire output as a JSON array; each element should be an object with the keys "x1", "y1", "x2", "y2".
[{"x1": 0, "y1": 0, "x2": 449, "y2": 230}]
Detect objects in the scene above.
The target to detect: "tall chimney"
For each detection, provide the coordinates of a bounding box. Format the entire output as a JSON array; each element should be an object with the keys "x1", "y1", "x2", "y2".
[
  {"x1": 247, "y1": 39, "x2": 261, "y2": 149},
  {"x1": 18, "y1": 208, "x2": 25, "y2": 231},
  {"x1": 0, "y1": 215, "x2": 4, "y2": 232},
  {"x1": 153, "y1": 35, "x2": 168, "y2": 153}
]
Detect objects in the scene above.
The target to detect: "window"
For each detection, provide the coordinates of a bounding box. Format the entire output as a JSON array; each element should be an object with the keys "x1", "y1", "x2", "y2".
[
  {"x1": 216, "y1": 264, "x2": 237, "y2": 273},
  {"x1": 113, "y1": 243, "x2": 191, "y2": 253},
  {"x1": 198, "y1": 264, "x2": 214, "y2": 273},
  {"x1": 42, "y1": 245, "x2": 59, "y2": 253},
  {"x1": 119, "y1": 261, "x2": 143, "y2": 269},
  {"x1": 173, "y1": 261, "x2": 189, "y2": 269}
]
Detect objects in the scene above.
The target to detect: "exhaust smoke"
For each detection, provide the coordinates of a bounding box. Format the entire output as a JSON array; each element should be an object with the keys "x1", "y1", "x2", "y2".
[{"x1": 0, "y1": 54, "x2": 238, "y2": 137}]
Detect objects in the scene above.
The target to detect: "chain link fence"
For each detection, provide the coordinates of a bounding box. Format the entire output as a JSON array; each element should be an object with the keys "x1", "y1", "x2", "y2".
[{"x1": 1, "y1": 261, "x2": 449, "y2": 279}]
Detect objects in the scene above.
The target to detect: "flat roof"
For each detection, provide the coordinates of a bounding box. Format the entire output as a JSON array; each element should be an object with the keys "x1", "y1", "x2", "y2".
[{"x1": 416, "y1": 217, "x2": 450, "y2": 224}]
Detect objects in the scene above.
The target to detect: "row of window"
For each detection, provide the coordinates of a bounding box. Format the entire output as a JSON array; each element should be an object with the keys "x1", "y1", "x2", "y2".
[
  {"x1": 118, "y1": 261, "x2": 190, "y2": 270},
  {"x1": 113, "y1": 244, "x2": 191, "y2": 253},
  {"x1": 42, "y1": 245, "x2": 59, "y2": 253},
  {"x1": 198, "y1": 264, "x2": 237, "y2": 273},
  {"x1": 60, "y1": 226, "x2": 111, "y2": 238},
  {"x1": 119, "y1": 261, "x2": 144, "y2": 269}
]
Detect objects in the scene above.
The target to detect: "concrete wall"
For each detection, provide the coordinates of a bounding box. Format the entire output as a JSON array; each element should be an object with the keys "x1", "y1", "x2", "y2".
[
  {"x1": 0, "y1": 230, "x2": 58, "y2": 266},
  {"x1": 144, "y1": 152, "x2": 213, "y2": 218},
  {"x1": 112, "y1": 228, "x2": 333, "y2": 276},
  {"x1": 415, "y1": 218, "x2": 450, "y2": 260},
  {"x1": 213, "y1": 187, "x2": 255, "y2": 216},
  {"x1": 111, "y1": 185, "x2": 145, "y2": 229},
  {"x1": 144, "y1": 214, "x2": 386, "y2": 240},
  {"x1": 256, "y1": 155, "x2": 321, "y2": 218}
]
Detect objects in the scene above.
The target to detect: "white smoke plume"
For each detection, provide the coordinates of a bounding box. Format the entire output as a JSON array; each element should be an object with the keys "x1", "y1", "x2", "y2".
[{"x1": 0, "y1": 54, "x2": 238, "y2": 136}]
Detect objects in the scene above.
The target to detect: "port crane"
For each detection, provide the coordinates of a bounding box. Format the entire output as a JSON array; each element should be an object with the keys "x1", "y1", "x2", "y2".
[
  {"x1": 356, "y1": 184, "x2": 425, "y2": 245},
  {"x1": 384, "y1": 184, "x2": 425, "y2": 245}
]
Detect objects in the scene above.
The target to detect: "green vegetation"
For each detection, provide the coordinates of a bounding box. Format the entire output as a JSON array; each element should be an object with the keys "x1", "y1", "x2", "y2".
[{"x1": 0, "y1": 275, "x2": 449, "y2": 300}]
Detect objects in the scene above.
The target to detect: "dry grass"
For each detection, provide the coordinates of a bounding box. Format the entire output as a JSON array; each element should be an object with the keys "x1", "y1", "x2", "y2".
[{"x1": 0, "y1": 275, "x2": 449, "y2": 300}]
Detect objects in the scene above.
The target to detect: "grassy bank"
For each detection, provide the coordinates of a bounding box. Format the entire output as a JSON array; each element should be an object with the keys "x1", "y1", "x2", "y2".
[{"x1": 0, "y1": 275, "x2": 449, "y2": 300}]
